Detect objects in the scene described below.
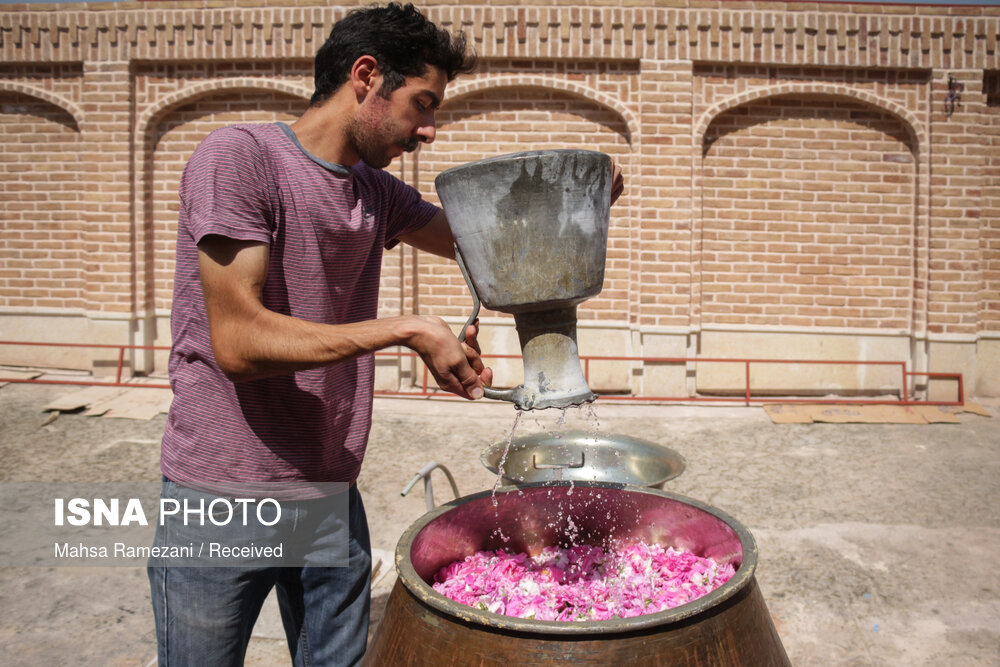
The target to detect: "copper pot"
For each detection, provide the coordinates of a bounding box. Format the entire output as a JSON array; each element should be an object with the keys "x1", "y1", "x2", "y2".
[{"x1": 365, "y1": 482, "x2": 789, "y2": 666}]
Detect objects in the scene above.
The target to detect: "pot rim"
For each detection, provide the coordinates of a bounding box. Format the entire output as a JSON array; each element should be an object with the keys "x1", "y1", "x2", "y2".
[{"x1": 393, "y1": 481, "x2": 758, "y2": 635}]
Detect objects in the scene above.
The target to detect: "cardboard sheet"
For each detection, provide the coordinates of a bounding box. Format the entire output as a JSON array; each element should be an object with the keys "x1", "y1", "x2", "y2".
[
  {"x1": 765, "y1": 402, "x2": 993, "y2": 424},
  {"x1": 960, "y1": 401, "x2": 994, "y2": 418},
  {"x1": 82, "y1": 388, "x2": 173, "y2": 420},
  {"x1": 909, "y1": 405, "x2": 962, "y2": 424},
  {"x1": 810, "y1": 405, "x2": 927, "y2": 424},
  {"x1": 0, "y1": 369, "x2": 43, "y2": 387},
  {"x1": 45, "y1": 385, "x2": 172, "y2": 420},
  {"x1": 762, "y1": 404, "x2": 815, "y2": 424},
  {"x1": 44, "y1": 386, "x2": 128, "y2": 412}
]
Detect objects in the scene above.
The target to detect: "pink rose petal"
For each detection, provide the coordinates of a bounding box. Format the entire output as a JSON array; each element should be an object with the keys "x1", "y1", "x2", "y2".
[{"x1": 432, "y1": 542, "x2": 735, "y2": 622}]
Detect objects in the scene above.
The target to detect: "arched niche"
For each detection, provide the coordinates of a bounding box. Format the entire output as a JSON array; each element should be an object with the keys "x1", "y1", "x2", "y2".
[
  {"x1": 694, "y1": 91, "x2": 920, "y2": 332},
  {"x1": 0, "y1": 82, "x2": 83, "y2": 131},
  {"x1": 0, "y1": 88, "x2": 85, "y2": 310},
  {"x1": 139, "y1": 84, "x2": 308, "y2": 315}
]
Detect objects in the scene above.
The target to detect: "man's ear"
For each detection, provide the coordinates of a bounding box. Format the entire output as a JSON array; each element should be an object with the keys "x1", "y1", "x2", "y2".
[{"x1": 350, "y1": 55, "x2": 380, "y2": 102}]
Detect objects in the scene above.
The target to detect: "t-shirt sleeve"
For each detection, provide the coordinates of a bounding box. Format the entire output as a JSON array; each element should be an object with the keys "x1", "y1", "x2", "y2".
[
  {"x1": 363, "y1": 165, "x2": 440, "y2": 249},
  {"x1": 178, "y1": 127, "x2": 274, "y2": 246}
]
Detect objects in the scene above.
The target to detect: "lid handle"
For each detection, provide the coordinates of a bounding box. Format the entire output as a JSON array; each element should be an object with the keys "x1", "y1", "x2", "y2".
[{"x1": 532, "y1": 453, "x2": 585, "y2": 470}]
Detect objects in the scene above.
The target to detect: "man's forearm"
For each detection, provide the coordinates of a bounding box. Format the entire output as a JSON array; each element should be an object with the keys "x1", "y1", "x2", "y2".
[
  {"x1": 197, "y1": 234, "x2": 488, "y2": 398},
  {"x1": 210, "y1": 310, "x2": 424, "y2": 382}
]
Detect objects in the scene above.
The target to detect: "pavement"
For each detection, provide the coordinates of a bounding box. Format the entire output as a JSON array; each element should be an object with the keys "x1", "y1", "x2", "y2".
[{"x1": 0, "y1": 379, "x2": 997, "y2": 666}]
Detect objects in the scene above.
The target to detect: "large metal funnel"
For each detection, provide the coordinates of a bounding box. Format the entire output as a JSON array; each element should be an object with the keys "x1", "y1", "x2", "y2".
[{"x1": 435, "y1": 150, "x2": 613, "y2": 410}]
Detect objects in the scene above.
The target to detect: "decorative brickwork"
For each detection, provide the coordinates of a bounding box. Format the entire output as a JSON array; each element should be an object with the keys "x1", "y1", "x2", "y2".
[{"x1": 1, "y1": 1, "x2": 998, "y2": 397}]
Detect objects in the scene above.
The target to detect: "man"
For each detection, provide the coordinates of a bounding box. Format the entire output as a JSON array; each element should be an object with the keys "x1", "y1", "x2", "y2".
[{"x1": 149, "y1": 3, "x2": 622, "y2": 665}]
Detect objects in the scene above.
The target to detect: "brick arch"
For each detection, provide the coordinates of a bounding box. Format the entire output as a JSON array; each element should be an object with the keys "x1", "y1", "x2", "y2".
[
  {"x1": 694, "y1": 83, "x2": 924, "y2": 152},
  {"x1": 446, "y1": 75, "x2": 638, "y2": 146},
  {"x1": 0, "y1": 81, "x2": 86, "y2": 312},
  {"x1": 137, "y1": 79, "x2": 309, "y2": 315},
  {"x1": 690, "y1": 89, "x2": 924, "y2": 334},
  {"x1": 136, "y1": 77, "x2": 310, "y2": 143},
  {"x1": 0, "y1": 81, "x2": 83, "y2": 131}
]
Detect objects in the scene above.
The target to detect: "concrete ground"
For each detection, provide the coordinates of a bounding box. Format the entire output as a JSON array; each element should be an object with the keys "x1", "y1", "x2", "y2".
[{"x1": 0, "y1": 380, "x2": 997, "y2": 666}]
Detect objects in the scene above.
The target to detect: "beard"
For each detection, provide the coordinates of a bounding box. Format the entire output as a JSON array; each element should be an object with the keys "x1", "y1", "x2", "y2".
[{"x1": 347, "y1": 101, "x2": 419, "y2": 169}]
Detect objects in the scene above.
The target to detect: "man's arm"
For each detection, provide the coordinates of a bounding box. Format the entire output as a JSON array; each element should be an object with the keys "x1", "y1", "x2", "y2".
[
  {"x1": 396, "y1": 209, "x2": 454, "y2": 259},
  {"x1": 198, "y1": 234, "x2": 490, "y2": 398}
]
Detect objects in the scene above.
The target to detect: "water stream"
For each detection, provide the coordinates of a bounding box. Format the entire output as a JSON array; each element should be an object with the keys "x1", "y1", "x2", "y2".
[
  {"x1": 490, "y1": 409, "x2": 523, "y2": 506},
  {"x1": 487, "y1": 402, "x2": 609, "y2": 544}
]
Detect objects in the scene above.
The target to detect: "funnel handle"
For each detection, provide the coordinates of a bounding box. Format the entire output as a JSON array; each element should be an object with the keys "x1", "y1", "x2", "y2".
[{"x1": 455, "y1": 244, "x2": 515, "y2": 404}]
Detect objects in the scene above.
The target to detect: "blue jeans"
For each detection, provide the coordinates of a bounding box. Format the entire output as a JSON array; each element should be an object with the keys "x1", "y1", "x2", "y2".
[{"x1": 148, "y1": 479, "x2": 371, "y2": 667}]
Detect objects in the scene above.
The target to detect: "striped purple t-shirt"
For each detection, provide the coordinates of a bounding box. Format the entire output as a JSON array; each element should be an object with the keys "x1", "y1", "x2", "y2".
[{"x1": 161, "y1": 123, "x2": 438, "y2": 494}]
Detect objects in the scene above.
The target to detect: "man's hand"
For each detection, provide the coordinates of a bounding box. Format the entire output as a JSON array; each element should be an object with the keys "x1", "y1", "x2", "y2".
[
  {"x1": 461, "y1": 317, "x2": 493, "y2": 393},
  {"x1": 403, "y1": 315, "x2": 493, "y2": 400},
  {"x1": 610, "y1": 161, "x2": 625, "y2": 205}
]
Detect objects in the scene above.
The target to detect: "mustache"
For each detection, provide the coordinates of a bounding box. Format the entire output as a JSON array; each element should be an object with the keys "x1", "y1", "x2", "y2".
[{"x1": 402, "y1": 137, "x2": 420, "y2": 153}]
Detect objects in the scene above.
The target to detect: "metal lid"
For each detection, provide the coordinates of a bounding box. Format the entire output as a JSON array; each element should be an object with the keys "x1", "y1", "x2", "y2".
[{"x1": 481, "y1": 430, "x2": 685, "y2": 488}]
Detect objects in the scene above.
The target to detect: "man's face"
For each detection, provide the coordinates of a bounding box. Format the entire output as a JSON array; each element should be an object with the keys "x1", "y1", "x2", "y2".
[{"x1": 348, "y1": 66, "x2": 447, "y2": 168}]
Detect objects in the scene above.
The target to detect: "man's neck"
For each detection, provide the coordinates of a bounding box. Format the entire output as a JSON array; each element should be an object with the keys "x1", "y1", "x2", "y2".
[{"x1": 289, "y1": 95, "x2": 360, "y2": 167}]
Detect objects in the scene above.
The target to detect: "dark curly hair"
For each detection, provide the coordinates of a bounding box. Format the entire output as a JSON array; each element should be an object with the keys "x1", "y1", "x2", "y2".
[{"x1": 311, "y1": 3, "x2": 476, "y2": 106}]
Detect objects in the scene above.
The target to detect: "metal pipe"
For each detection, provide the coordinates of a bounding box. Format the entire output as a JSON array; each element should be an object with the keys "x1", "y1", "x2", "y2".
[{"x1": 401, "y1": 461, "x2": 461, "y2": 512}]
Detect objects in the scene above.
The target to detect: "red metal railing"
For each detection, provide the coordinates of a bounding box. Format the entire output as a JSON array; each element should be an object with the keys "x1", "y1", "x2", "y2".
[
  {"x1": 374, "y1": 350, "x2": 964, "y2": 407},
  {"x1": 0, "y1": 340, "x2": 172, "y2": 389},
  {"x1": 579, "y1": 355, "x2": 963, "y2": 406},
  {"x1": 0, "y1": 340, "x2": 964, "y2": 406}
]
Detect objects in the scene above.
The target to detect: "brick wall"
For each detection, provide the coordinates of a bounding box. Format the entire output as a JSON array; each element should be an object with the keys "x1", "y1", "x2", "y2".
[
  {"x1": 0, "y1": 74, "x2": 85, "y2": 311},
  {"x1": 985, "y1": 71, "x2": 1000, "y2": 339},
  {"x1": 1, "y1": 1, "x2": 998, "y2": 397}
]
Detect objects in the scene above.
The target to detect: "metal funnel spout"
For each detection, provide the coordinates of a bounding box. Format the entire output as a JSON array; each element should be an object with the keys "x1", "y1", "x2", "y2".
[{"x1": 503, "y1": 307, "x2": 596, "y2": 410}]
